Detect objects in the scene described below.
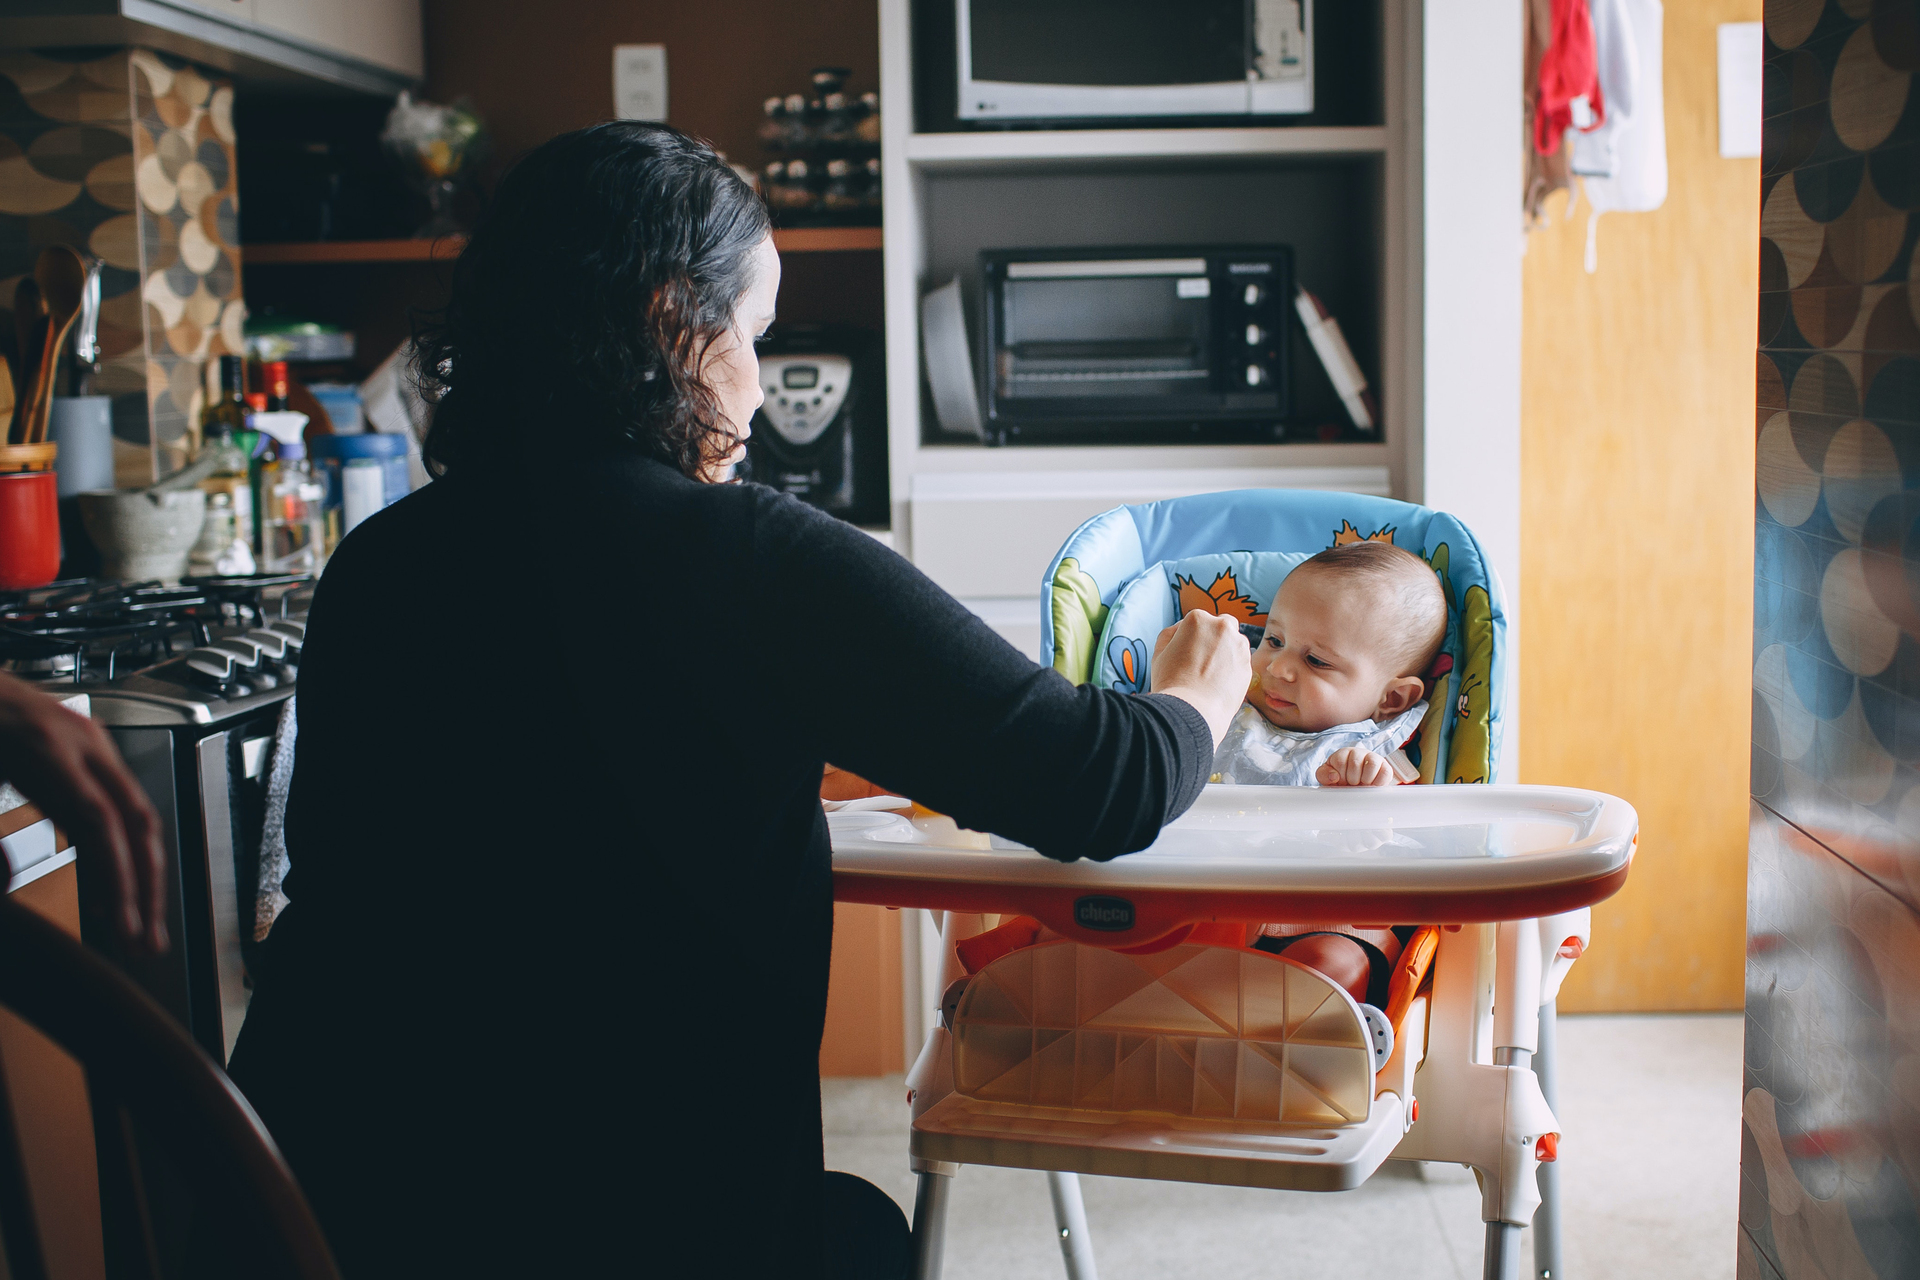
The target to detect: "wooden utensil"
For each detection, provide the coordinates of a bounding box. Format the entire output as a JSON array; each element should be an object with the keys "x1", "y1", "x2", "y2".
[
  {"x1": 10, "y1": 279, "x2": 41, "y2": 445},
  {"x1": 27, "y1": 246, "x2": 86, "y2": 445},
  {"x1": 0, "y1": 362, "x2": 13, "y2": 442}
]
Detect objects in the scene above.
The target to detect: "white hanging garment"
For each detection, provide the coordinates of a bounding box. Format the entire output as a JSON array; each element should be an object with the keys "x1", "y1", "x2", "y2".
[
  {"x1": 1581, "y1": 0, "x2": 1667, "y2": 272},
  {"x1": 1571, "y1": 0, "x2": 1639, "y2": 179}
]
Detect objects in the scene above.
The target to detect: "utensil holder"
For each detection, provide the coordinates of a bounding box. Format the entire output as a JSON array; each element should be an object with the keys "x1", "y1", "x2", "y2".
[
  {"x1": 0, "y1": 442, "x2": 58, "y2": 474},
  {"x1": 0, "y1": 470, "x2": 61, "y2": 589}
]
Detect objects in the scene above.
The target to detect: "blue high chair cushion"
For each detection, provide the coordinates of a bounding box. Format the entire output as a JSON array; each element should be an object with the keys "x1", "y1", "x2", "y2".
[
  {"x1": 1095, "y1": 551, "x2": 1312, "y2": 695},
  {"x1": 1041, "y1": 490, "x2": 1505, "y2": 785}
]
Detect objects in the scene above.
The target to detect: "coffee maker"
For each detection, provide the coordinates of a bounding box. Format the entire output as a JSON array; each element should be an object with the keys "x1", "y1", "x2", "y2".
[{"x1": 744, "y1": 325, "x2": 886, "y2": 525}]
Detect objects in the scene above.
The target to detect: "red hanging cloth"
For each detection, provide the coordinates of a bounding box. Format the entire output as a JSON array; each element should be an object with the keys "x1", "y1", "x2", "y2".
[{"x1": 1534, "y1": 0, "x2": 1607, "y2": 154}]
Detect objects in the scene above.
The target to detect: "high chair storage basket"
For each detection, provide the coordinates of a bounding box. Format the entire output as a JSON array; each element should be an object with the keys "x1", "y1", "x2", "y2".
[{"x1": 952, "y1": 939, "x2": 1374, "y2": 1125}]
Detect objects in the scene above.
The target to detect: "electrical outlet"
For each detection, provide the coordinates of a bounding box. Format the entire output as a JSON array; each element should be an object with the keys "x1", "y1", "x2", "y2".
[{"x1": 614, "y1": 44, "x2": 668, "y2": 122}]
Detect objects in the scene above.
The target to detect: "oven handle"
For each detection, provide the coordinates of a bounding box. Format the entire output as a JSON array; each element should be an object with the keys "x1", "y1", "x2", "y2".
[
  {"x1": 194, "y1": 732, "x2": 249, "y2": 1065},
  {"x1": 1003, "y1": 258, "x2": 1209, "y2": 279}
]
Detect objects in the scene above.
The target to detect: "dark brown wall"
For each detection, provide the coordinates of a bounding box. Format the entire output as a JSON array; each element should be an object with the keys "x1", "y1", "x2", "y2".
[{"x1": 422, "y1": 0, "x2": 881, "y2": 182}]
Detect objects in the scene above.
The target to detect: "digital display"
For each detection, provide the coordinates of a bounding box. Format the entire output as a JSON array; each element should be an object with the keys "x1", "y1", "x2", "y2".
[{"x1": 782, "y1": 366, "x2": 819, "y2": 390}]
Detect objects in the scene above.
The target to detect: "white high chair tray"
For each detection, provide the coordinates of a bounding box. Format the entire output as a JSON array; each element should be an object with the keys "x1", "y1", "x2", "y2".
[{"x1": 830, "y1": 783, "x2": 1636, "y2": 943}]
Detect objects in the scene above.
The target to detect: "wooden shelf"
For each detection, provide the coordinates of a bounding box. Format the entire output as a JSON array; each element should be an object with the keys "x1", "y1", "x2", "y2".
[
  {"x1": 243, "y1": 238, "x2": 464, "y2": 264},
  {"x1": 243, "y1": 225, "x2": 883, "y2": 266},
  {"x1": 904, "y1": 127, "x2": 1388, "y2": 170},
  {"x1": 771, "y1": 225, "x2": 884, "y2": 252}
]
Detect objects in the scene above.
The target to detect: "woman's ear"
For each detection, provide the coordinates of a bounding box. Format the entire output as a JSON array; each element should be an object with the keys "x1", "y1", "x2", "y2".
[{"x1": 1375, "y1": 676, "x2": 1424, "y2": 719}]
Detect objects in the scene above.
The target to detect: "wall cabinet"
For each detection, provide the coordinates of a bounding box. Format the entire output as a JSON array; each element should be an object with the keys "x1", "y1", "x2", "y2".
[
  {"x1": 0, "y1": 0, "x2": 422, "y2": 95},
  {"x1": 254, "y1": 0, "x2": 423, "y2": 80}
]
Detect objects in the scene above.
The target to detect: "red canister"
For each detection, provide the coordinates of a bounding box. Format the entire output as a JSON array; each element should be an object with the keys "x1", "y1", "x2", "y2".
[{"x1": 0, "y1": 471, "x2": 61, "y2": 590}]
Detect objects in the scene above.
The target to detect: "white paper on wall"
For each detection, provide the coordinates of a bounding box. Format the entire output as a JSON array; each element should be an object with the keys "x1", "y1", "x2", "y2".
[
  {"x1": 1582, "y1": 0, "x2": 1668, "y2": 272},
  {"x1": 1718, "y1": 22, "x2": 1764, "y2": 159}
]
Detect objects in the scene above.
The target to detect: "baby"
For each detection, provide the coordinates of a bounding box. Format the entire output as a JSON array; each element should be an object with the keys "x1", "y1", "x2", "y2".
[{"x1": 1217, "y1": 539, "x2": 1448, "y2": 1009}]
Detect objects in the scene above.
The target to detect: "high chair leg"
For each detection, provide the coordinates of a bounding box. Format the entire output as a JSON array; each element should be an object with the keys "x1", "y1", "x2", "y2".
[
  {"x1": 910, "y1": 1169, "x2": 953, "y2": 1280},
  {"x1": 1483, "y1": 1222, "x2": 1523, "y2": 1280},
  {"x1": 1532, "y1": 1000, "x2": 1564, "y2": 1280},
  {"x1": 1045, "y1": 1171, "x2": 1098, "y2": 1280}
]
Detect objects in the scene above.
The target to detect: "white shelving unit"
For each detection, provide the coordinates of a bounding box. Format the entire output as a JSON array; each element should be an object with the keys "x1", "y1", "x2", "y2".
[{"x1": 877, "y1": 0, "x2": 1418, "y2": 606}]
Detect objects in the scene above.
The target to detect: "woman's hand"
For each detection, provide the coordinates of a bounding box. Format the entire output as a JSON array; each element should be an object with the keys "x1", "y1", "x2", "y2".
[
  {"x1": 1316, "y1": 747, "x2": 1397, "y2": 788},
  {"x1": 1149, "y1": 611, "x2": 1253, "y2": 748},
  {"x1": 0, "y1": 674, "x2": 167, "y2": 953}
]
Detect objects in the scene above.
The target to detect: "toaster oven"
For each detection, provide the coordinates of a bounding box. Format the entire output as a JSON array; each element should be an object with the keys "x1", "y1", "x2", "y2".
[{"x1": 979, "y1": 246, "x2": 1293, "y2": 445}]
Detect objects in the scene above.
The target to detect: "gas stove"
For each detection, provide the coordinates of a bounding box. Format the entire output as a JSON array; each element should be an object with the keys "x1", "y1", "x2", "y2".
[
  {"x1": 0, "y1": 575, "x2": 313, "y2": 726},
  {"x1": 2, "y1": 574, "x2": 322, "y2": 1068}
]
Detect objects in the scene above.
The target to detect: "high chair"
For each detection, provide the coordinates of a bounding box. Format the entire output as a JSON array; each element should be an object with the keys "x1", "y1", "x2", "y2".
[{"x1": 828, "y1": 491, "x2": 1638, "y2": 1280}]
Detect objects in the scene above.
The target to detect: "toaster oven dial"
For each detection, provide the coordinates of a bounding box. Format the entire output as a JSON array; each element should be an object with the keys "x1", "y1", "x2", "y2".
[
  {"x1": 1243, "y1": 284, "x2": 1266, "y2": 308},
  {"x1": 1245, "y1": 324, "x2": 1267, "y2": 347},
  {"x1": 1245, "y1": 364, "x2": 1269, "y2": 387}
]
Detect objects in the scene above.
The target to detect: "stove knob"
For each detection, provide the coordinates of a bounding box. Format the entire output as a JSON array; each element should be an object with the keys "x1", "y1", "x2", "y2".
[
  {"x1": 243, "y1": 629, "x2": 290, "y2": 662},
  {"x1": 204, "y1": 640, "x2": 262, "y2": 671},
  {"x1": 1245, "y1": 364, "x2": 1269, "y2": 387},
  {"x1": 268, "y1": 619, "x2": 307, "y2": 643},
  {"x1": 185, "y1": 647, "x2": 236, "y2": 686},
  {"x1": 1243, "y1": 283, "x2": 1266, "y2": 308}
]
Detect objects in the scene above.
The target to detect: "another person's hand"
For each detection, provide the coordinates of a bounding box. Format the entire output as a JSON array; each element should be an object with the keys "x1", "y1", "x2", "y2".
[
  {"x1": 0, "y1": 674, "x2": 166, "y2": 952},
  {"x1": 1150, "y1": 610, "x2": 1252, "y2": 748},
  {"x1": 1316, "y1": 747, "x2": 1397, "y2": 788}
]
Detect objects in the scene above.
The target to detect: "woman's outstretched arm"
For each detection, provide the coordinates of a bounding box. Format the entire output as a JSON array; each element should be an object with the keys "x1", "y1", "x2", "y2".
[{"x1": 753, "y1": 493, "x2": 1247, "y2": 863}]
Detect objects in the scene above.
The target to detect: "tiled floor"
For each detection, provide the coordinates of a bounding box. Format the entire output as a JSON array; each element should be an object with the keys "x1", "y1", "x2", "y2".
[{"x1": 824, "y1": 1013, "x2": 1743, "y2": 1279}]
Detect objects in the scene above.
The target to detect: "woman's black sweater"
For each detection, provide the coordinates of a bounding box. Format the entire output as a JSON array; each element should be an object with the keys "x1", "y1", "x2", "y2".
[{"x1": 227, "y1": 451, "x2": 1210, "y2": 1277}]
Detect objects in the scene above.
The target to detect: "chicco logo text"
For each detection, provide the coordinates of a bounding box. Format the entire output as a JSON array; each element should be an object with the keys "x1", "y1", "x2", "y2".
[{"x1": 1074, "y1": 896, "x2": 1135, "y2": 932}]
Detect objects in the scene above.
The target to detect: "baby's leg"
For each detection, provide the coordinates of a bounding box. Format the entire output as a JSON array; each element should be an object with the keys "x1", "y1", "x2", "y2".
[{"x1": 1276, "y1": 934, "x2": 1372, "y2": 1005}]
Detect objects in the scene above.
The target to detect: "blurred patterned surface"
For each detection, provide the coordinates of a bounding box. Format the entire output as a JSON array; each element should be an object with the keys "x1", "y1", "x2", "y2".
[
  {"x1": 1749, "y1": 0, "x2": 1920, "y2": 1273},
  {"x1": 0, "y1": 48, "x2": 243, "y2": 485}
]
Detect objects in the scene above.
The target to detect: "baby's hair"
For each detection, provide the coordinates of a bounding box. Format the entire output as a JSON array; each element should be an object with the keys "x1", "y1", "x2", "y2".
[{"x1": 1293, "y1": 541, "x2": 1448, "y2": 677}]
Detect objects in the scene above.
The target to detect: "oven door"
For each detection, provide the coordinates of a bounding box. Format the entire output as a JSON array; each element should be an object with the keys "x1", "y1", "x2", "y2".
[
  {"x1": 97, "y1": 707, "x2": 280, "y2": 1065},
  {"x1": 982, "y1": 254, "x2": 1288, "y2": 443},
  {"x1": 957, "y1": 0, "x2": 1255, "y2": 120}
]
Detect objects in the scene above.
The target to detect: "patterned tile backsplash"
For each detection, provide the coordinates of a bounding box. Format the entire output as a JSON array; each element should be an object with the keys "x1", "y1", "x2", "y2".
[
  {"x1": 0, "y1": 48, "x2": 244, "y2": 486},
  {"x1": 1750, "y1": 0, "x2": 1920, "y2": 1273}
]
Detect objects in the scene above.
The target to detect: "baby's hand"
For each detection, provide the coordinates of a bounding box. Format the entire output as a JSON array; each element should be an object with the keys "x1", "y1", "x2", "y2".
[{"x1": 1317, "y1": 747, "x2": 1398, "y2": 788}]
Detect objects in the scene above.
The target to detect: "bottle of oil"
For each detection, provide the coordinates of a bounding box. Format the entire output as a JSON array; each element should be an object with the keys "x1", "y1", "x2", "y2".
[{"x1": 198, "y1": 355, "x2": 253, "y2": 551}]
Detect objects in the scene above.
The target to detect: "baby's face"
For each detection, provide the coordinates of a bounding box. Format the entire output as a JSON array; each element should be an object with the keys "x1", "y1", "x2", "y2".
[{"x1": 1247, "y1": 570, "x2": 1407, "y2": 732}]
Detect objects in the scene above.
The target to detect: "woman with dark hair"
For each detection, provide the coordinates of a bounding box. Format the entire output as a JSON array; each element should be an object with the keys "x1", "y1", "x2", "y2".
[{"x1": 227, "y1": 122, "x2": 1249, "y2": 1278}]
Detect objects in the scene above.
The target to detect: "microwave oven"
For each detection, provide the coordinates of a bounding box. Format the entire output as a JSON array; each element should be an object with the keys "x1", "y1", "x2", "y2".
[
  {"x1": 956, "y1": 0, "x2": 1312, "y2": 122},
  {"x1": 979, "y1": 246, "x2": 1293, "y2": 446}
]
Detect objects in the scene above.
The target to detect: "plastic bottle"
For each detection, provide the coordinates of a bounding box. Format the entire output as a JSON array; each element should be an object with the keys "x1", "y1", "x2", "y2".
[{"x1": 252, "y1": 411, "x2": 326, "y2": 574}]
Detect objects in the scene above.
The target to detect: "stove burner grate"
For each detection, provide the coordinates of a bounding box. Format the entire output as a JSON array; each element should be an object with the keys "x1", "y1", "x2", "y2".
[{"x1": 0, "y1": 574, "x2": 312, "y2": 684}]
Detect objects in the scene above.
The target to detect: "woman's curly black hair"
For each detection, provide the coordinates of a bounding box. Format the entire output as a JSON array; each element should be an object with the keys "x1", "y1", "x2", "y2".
[{"x1": 413, "y1": 122, "x2": 771, "y2": 479}]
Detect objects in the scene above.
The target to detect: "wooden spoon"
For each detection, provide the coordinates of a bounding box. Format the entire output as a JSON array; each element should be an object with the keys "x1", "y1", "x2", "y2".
[
  {"x1": 28, "y1": 246, "x2": 86, "y2": 444},
  {"x1": 11, "y1": 278, "x2": 41, "y2": 445},
  {"x1": 0, "y1": 361, "x2": 14, "y2": 442}
]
